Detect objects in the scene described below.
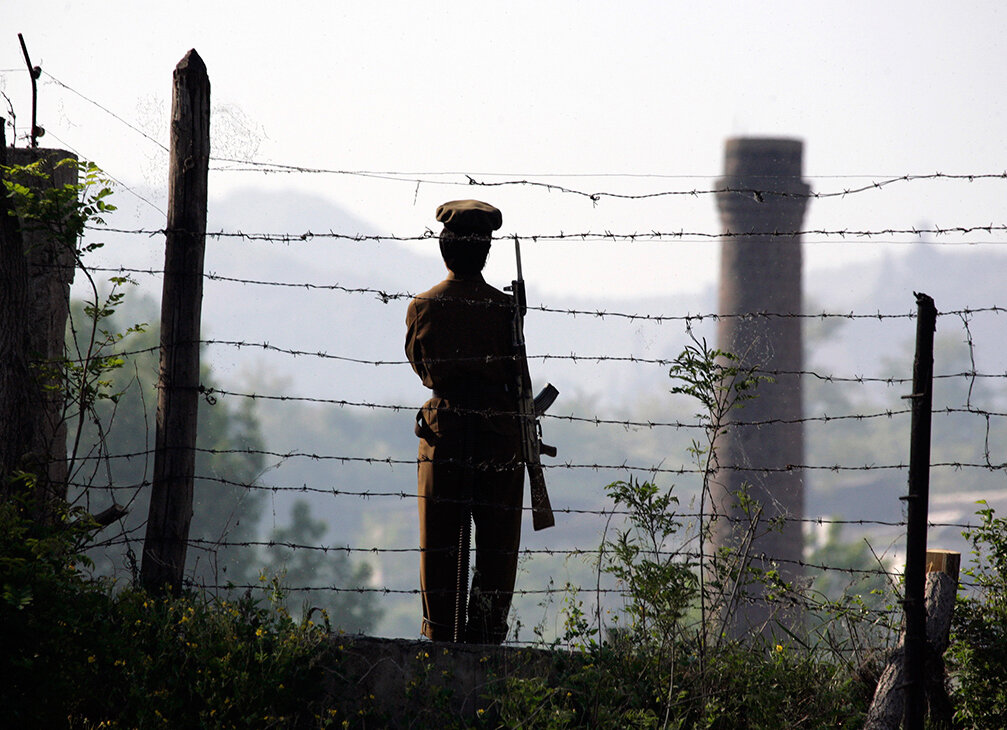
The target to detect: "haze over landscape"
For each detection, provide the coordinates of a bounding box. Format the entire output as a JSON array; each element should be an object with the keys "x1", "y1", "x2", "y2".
[
  {"x1": 79, "y1": 185, "x2": 1006, "y2": 638},
  {"x1": 5, "y1": 2, "x2": 1006, "y2": 638}
]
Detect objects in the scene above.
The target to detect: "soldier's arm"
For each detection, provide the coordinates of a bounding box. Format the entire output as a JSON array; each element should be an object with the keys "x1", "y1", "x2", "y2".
[{"x1": 405, "y1": 299, "x2": 428, "y2": 382}]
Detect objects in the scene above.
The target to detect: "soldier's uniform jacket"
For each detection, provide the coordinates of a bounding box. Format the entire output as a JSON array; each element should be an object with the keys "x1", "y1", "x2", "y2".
[
  {"x1": 405, "y1": 268, "x2": 525, "y2": 643},
  {"x1": 405, "y1": 272, "x2": 521, "y2": 443}
]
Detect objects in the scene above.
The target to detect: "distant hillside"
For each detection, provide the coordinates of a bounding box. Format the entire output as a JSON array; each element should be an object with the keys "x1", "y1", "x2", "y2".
[{"x1": 88, "y1": 190, "x2": 1007, "y2": 638}]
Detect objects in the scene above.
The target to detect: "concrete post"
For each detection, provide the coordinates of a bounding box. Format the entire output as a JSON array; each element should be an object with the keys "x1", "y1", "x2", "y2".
[
  {"x1": 6, "y1": 147, "x2": 78, "y2": 517},
  {"x1": 711, "y1": 137, "x2": 809, "y2": 638}
]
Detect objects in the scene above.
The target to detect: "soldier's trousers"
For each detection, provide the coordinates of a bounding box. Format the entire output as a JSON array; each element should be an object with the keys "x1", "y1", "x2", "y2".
[{"x1": 417, "y1": 428, "x2": 523, "y2": 644}]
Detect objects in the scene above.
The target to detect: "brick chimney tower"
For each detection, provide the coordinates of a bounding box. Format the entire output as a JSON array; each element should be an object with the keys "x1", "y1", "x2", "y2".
[{"x1": 711, "y1": 137, "x2": 810, "y2": 638}]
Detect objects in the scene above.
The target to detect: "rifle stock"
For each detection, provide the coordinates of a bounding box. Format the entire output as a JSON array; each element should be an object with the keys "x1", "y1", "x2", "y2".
[{"x1": 528, "y1": 456, "x2": 555, "y2": 531}]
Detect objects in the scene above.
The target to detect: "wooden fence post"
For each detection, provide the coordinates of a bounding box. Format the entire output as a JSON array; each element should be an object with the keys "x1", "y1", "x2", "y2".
[
  {"x1": 140, "y1": 50, "x2": 210, "y2": 593},
  {"x1": 863, "y1": 550, "x2": 960, "y2": 729}
]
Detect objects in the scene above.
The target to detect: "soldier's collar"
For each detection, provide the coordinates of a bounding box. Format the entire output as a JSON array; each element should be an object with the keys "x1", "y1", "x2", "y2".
[{"x1": 446, "y1": 271, "x2": 486, "y2": 283}]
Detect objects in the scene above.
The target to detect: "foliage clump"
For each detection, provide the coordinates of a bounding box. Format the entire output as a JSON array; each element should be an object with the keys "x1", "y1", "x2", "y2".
[
  {"x1": 0, "y1": 494, "x2": 342, "y2": 728},
  {"x1": 947, "y1": 502, "x2": 1007, "y2": 729}
]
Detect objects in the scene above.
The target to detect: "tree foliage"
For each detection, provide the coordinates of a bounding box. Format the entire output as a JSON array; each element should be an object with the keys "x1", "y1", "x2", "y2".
[{"x1": 263, "y1": 499, "x2": 382, "y2": 633}]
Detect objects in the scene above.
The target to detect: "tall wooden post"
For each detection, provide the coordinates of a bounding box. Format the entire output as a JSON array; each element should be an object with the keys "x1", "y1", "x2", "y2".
[{"x1": 141, "y1": 50, "x2": 210, "y2": 593}]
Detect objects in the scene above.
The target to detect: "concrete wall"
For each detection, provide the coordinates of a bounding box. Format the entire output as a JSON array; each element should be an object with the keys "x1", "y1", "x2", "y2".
[
  {"x1": 6, "y1": 147, "x2": 78, "y2": 513},
  {"x1": 324, "y1": 636, "x2": 558, "y2": 727}
]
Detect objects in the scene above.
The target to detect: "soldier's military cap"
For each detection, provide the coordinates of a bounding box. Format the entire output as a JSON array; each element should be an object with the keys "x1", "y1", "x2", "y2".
[{"x1": 435, "y1": 200, "x2": 502, "y2": 235}]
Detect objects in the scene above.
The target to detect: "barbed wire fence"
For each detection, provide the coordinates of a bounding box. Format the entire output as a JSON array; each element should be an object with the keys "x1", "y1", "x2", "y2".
[
  {"x1": 66, "y1": 222, "x2": 1007, "y2": 645},
  {"x1": 6, "y1": 66, "x2": 1007, "y2": 646}
]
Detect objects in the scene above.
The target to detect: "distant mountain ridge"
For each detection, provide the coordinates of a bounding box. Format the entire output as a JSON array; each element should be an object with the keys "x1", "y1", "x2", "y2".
[{"x1": 93, "y1": 187, "x2": 1005, "y2": 406}]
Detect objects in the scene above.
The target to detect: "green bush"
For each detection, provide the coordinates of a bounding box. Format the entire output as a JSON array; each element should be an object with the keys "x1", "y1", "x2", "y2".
[
  {"x1": 0, "y1": 492, "x2": 113, "y2": 726},
  {"x1": 0, "y1": 494, "x2": 340, "y2": 728},
  {"x1": 484, "y1": 638, "x2": 868, "y2": 729},
  {"x1": 947, "y1": 502, "x2": 1007, "y2": 729}
]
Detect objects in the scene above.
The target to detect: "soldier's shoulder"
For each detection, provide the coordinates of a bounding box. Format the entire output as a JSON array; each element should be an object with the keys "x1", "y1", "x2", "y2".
[
  {"x1": 411, "y1": 279, "x2": 451, "y2": 305},
  {"x1": 482, "y1": 282, "x2": 512, "y2": 303}
]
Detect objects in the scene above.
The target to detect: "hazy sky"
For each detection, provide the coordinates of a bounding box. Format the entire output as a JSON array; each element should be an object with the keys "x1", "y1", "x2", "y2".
[{"x1": 4, "y1": 1, "x2": 1006, "y2": 298}]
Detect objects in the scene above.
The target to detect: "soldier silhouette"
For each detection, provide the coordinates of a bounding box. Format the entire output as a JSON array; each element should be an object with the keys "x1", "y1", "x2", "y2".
[{"x1": 405, "y1": 200, "x2": 525, "y2": 644}]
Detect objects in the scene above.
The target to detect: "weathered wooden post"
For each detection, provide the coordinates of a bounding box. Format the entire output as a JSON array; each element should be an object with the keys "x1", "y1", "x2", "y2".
[
  {"x1": 141, "y1": 50, "x2": 210, "y2": 593},
  {"x1": 863, "y1": 550, "x2": 959, "y2": 729}
]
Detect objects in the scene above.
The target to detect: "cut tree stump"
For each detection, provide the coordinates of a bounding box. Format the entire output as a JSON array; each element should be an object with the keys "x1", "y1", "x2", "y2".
[{"x1": 863, "y1": 550, "x2": 960, "y2": 730}]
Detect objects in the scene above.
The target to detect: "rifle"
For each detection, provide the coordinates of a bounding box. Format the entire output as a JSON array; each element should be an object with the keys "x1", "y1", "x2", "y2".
[{"x1": 506, "y1": 237, "x2": 558, "y2": 531}]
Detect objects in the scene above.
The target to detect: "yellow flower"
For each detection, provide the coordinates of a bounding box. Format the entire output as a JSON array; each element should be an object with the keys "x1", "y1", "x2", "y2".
[
  {"x1": 775, "y1": 644, "x2": 784, "y2": 653},
  {"x1": 256, "y1": 627, "x2": 265, "y2": 638},
  {"x1": 87, "y1": 655, "x2": 96, "y2": 664}
]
